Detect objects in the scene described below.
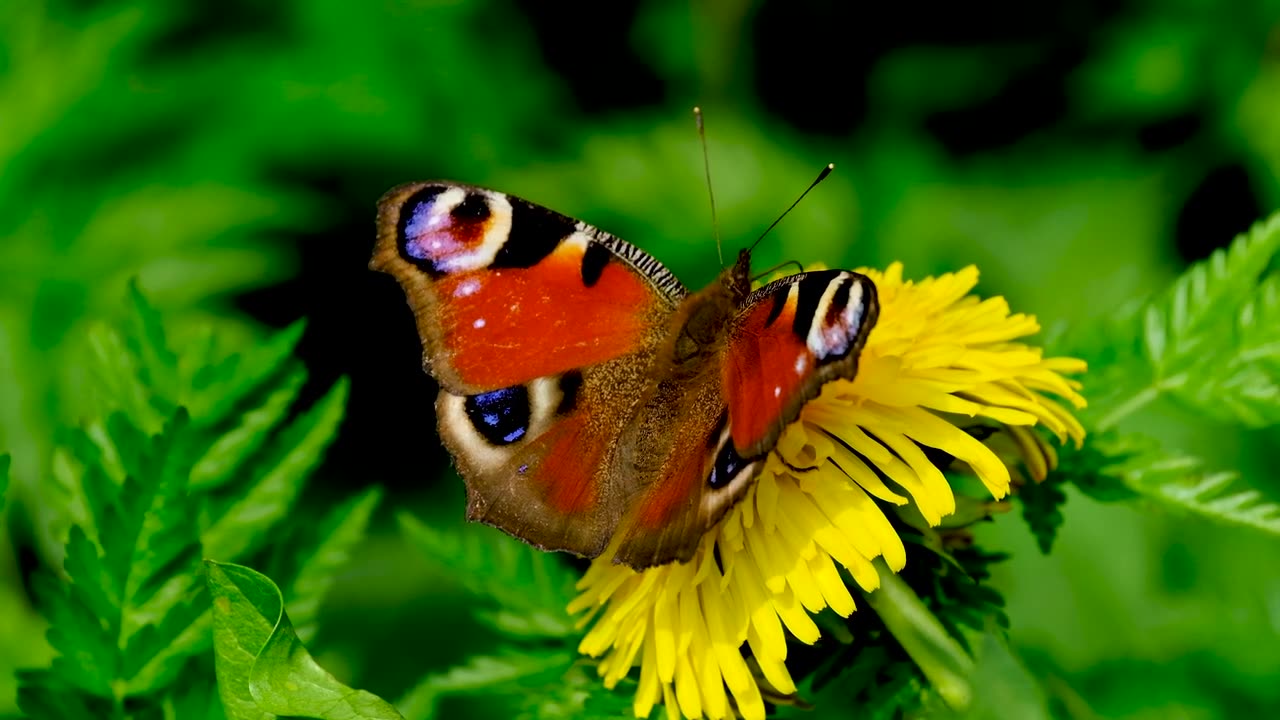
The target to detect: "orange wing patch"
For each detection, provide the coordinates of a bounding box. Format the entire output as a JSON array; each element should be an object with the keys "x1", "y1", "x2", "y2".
[
  {"x1": 436, "y1": 240, "x2": 661, "y2": 389},
  {"x1": 724, "y1": 271, "x2": 879, "y2": 458}
]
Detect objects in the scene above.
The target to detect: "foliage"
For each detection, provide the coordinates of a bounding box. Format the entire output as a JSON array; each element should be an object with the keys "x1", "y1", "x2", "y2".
[
  {"x1": 207, "y1": 561, "x2": 402, "y2": 720},
  {"x1": 1087, "y1": 213, "x2": 1280, "y2": 431},
  {"x1": 4, "y1": 0, "x2": 1280, "y2": 719},
  {"x1": 12, "y1": 289, "x2": 370, "y2": 718},
  {"x1": 1020, "y1": 212, "x2": 1280, "y2": 557}
]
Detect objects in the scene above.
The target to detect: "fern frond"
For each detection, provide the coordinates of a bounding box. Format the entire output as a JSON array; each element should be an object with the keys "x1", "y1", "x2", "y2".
[
  {"x1": 1091, "y1": 211, "x2": 1280, "y2": 429},
  {"x1": 24, "y1": 410, "x2": 204, "y2": 710},
  {"x1": 1052, "y1": 433, "x2": 1280, "y2": 537},
  {"x1": 1120, "y1": 453, "x2": 1280, "y2": 536},
  {"x1": 201, "y1": 377, "x2": 350, "y2": 561},
  {"x1": 20, "y1": 286, "x2": 354, "y2": 717}
]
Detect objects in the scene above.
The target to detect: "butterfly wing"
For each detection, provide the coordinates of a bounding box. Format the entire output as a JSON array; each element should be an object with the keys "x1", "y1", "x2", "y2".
[
  {"x1": 609, "y1": 270, "x2": 879, "y2": 568},
  {"x1": 723, "y1": 270, "x2": 880, "y2": 458},
  {"x1": 372, "y1": 182, "x2": 687, "y2": 557},
  {"x1": 372, "y1": 182, "x2": 686, "y2": 394}
]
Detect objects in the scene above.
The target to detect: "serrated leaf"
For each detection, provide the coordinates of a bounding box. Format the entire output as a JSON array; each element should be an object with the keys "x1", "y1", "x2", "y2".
[
  {"x1": 189, "y1": 367, "x2": 307, "y2": 492},
  {"x1": 1015, "y1": 478, "x2": 1067, "y2": 554},
  {"x1": 189, "y1": 320, "x2": 307, "y2": 424},
  {"x1": 1060, "y1": 433, "x2": 1280, "y2": 536},
  {"x1": 1125, "y1": 463, "x2": 1280, "y2": 536},
  {"x1": 126, "y1": 280, "x2": 180, "y2": 411},
  {"x1": 1174, "y1": 273, "x2": 1280, "y2": 426},
  {"x1": 397, "y1": 513, "x2": 577, "y2": 638},
  {"x1": 1092, "y1": 211, "x2": 1280, "y2": 429},
  {"x1": 203, "y1": 377, "x2": 349, "y2": 561},
  {"x1": 33, "y1": 571, "x2": 117, "y2": 697},
  {"x1": 285, "y1": 487, "x2": 383, "y2": 644},
  {"x1": 396, "y1": 651, "x2": 575, "y2": 720},
  {"x1": 206, "y1": 561, "x2": 404, "y2": 720}
]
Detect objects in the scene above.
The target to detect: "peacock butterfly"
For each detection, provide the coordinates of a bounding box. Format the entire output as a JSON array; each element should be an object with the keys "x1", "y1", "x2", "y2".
[{"x1": 371, "y1": 179, "x2": 879, "y2": 569}]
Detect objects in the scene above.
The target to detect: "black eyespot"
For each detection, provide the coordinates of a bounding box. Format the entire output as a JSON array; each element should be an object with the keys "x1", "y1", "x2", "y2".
[
  {"x1": 708, "y1": 439, "x2": 749, "y2": 489},
  {"x1": 464, "y1": 386, "x2": 530, "y2": 446}
]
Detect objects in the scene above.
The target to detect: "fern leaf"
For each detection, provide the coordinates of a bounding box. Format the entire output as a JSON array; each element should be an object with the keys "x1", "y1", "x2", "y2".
[
  {"x1": 188, "y1": 320, "x2": 307, "y2": 424},
  {"x1": 1092, "y1": 211, "x2": 1280, "y2": 429},
  {"x1": 23, "y1": 286, "x2": 351, "y2": 715},
  {"x1": 1055, "y1": 433, "x2": 1280, "y2": 537},
  {"x1": 202, "y1": 377, "x2": 350, "y2": 561},
  {"x1": 22, "y1": 410, "x2": 204, "y2": 712},
  {"x1": 188, "y1": 367, "x2": 307, "y2": 492},
  {"x1": 283, "y1": 486, "x2": 383, "y2": 644},
  {"x1": 397, "y1": 513, "x2": 578, "y2": 638},
  {"x1": 1122, "y1": 457, "x2": 1280, "y2": 536}
]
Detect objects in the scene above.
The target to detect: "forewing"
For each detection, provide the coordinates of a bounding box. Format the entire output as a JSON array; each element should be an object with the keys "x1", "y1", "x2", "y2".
[
  {"x1": 723, "y1": 270, "x2": 879, "y2": 458},
  {"x1": 371, "y1": 182, "x2": 686, "y2": 395}
]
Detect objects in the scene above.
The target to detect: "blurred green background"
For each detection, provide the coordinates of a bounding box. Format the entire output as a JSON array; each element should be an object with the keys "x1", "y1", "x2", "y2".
[{"x1": 2, "y1": 0, "x2": 1279, "y2": 717}]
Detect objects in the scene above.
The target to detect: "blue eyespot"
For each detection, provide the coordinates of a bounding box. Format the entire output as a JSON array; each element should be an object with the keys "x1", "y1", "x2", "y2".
[
  {"x1": 464, "y1": 386, "x2": 530, "y2": 447},
  {"x1": 708, "y1": 439, "x2": 748, "y2": 489}
]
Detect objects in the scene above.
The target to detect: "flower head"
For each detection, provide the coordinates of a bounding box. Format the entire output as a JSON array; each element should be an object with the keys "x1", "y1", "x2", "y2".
[{"x1": 569, "y1": 262, "x2": 1087, "y2": 720}]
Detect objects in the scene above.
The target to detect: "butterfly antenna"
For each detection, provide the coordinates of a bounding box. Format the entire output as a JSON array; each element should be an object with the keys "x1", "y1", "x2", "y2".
[
  {"x1": 748, "y1": 162, "x2": 835, "y2": 255},
  {"x1": 694, "y1": 106, "x2": 723, "y2": 267}
]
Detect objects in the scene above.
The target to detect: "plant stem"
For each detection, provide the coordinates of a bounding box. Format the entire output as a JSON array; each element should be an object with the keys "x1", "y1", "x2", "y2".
[{"x1": 862, "y1": 559, "x2": 974, "y2": 711}]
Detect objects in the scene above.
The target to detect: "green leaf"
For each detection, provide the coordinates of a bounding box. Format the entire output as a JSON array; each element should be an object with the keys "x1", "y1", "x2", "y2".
[
  {"x1": 1015, "y1": 476, "x2": 1068, "y2": 553},
  {"x1": 396, "y1": 651, "x2": 575, "y2": 720},
  {"x1": 1174, "y1": 273, "x2": 1280, "y2": 426},
  {"x1": 397, "y1": 513, "x2": 577, "y2": 638},
  {"x1": 27, "y1": 409, "x2": 205, "y2": 705},
  {"x1": 188, "y1": 320, "x2": 307, "y2": 425},
  {"x1": 1057, "y1": 433, "x2": 1280, "y2": 536},
  {"x1": 203, "y1": 377, "x2": 350, "y2": 561},
  {"x1": 206, "y1": 561, "x2": 404, "y2": 720},
  {"x1": 1091, "y1": 211, "x2": 1280, "y2": 429},
  {"x1": 189, "y1": 367, "x2": 307, "y2": 492},
  {"x1": 284, "y1": 486, "x2": 383, "y2": 644},
  {"x1": 1122, "y1": 454, "x2": 1280, "y2": 536}
]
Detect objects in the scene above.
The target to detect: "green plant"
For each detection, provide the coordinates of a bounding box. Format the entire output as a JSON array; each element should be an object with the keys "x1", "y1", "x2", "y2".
[{"x1": 13, "y1": 287, "x2": 372, "y2": 719}]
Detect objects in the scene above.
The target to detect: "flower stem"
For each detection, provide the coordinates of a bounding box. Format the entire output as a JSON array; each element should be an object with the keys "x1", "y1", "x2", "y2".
[{"x1": 862, "y1": 559, "x2": 974, "y2": 711}]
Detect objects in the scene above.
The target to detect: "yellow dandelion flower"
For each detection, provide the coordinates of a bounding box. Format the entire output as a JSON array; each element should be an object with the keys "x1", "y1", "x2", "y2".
[{"x1": 568, "y1": 262, "x2": 1087, "y2": 720}]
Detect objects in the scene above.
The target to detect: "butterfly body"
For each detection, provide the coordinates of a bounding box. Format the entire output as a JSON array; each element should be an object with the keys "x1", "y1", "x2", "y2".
[{"x1": 373, "y1": 182, "x2": 878, "y2": 568}]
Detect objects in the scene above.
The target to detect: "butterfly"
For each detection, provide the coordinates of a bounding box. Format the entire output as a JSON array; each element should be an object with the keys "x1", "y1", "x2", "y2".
[{"x1": 371, "y1": 181, "x2": 879, "y2": 569}]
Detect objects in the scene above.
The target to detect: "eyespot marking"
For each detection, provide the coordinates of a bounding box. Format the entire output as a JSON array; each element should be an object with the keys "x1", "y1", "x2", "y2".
[
  {"x1": 464, "y1": 385, "x2": 530, "y2": 446},
  {"x1": 708, "y1": 436, "x2": 749, "y2": 489},
  {"x1": 397, "y1": 186, "x2": 502, "y2": 275}
]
